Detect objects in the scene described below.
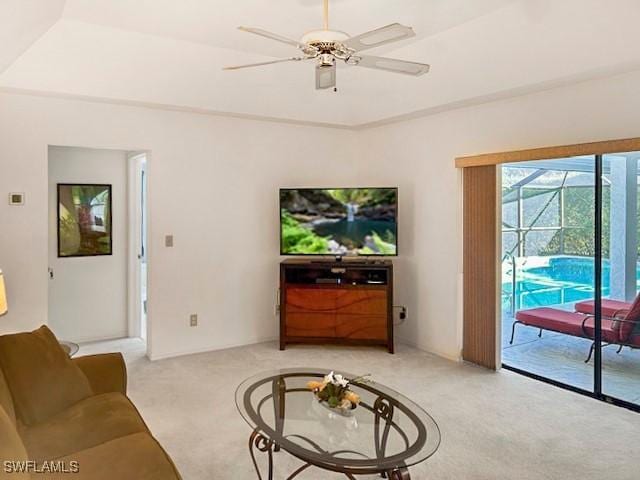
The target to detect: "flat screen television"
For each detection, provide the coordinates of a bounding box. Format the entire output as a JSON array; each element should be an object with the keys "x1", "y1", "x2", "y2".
[{"x1": 280, "y1": 188, "x2": 398, "y2": 256}]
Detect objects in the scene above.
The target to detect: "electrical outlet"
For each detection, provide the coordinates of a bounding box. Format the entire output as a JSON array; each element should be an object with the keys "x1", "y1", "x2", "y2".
[
  {"x1": 275, "y1": 304, "x2": 280, "y2": 315},
  {"x1": 190, "y1": 314, "x2": 198, "y2": 327},
  {"x1": 165, "y1": 235, "x2": 174, "y2": 247},
  {"x1": 9, "y1": 193, "x2": 25, "y2": 206}
]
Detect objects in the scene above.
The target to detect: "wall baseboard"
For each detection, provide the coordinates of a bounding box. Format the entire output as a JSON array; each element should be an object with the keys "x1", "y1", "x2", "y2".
[
  {"x1": 148, "y1": 336, "x2": 279, "y2": 361},
  {"x1": 73, "y1": 332, "x2": 129, "y2": 345},
  {"x1": 148, "y1": 335, "x2": 462, "y2": 363},
  {"x1": 397, "y1": 336, "x2": 462, "y2": 363}
]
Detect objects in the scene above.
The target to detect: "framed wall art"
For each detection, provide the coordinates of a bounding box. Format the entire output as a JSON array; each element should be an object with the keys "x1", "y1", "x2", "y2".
[{"x1": 57, "y1": 184, "x2": 112, "y2": 257}]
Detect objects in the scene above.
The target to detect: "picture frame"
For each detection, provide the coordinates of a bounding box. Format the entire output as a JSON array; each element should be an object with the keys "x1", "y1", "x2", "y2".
[{"x1": 57, "y1": 183, "x2": 113, "y2": 257}]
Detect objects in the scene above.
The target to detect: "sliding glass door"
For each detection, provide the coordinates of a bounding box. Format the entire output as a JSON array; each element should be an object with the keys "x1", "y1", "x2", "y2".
[
  {"x1": 502, "y1": 156, "x2": 597, "y2": 392},
  {"x1": 601, "y1": 153, "x2": 640, "y2": 406},
  {"x1": 501, "y1": 153, "x2": 639, "y2": 410}
]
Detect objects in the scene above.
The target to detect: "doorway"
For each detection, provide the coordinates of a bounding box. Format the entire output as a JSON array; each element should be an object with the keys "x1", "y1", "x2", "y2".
[
  {"x1": 459, "y1": 138, "x2": 640, "y2": 413},
  {"x1": 500, "y1": 154, "x2": 640, "y2": 410},
  {"x1": 48, "y1": 146, "x2": 148, "y2": 350},
  {"x1": 128, "y1": 153, "x2": 148, "y2": 342}
]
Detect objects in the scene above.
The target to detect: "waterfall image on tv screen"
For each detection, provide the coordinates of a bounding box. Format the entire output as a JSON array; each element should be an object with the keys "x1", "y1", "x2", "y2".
[{"x1": 280, "y1": 188, "x2": 398, "y2": 256}]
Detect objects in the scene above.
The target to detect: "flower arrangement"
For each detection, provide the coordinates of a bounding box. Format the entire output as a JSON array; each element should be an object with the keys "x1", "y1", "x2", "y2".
[{"x1": 307, "y1": 371, "x2": 370, "y2": 414}]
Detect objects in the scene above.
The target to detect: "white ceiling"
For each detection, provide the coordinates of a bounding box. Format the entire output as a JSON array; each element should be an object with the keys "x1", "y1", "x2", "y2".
[
  {"x1": 0, "y1": 0, "x2": 65, "y2": 73},
  {"x1": 1, "y1": 0, "x2": 640, "y2": 128},
  {"x1": 61, "y1": 0, "x2": 515, "y2": 57}
]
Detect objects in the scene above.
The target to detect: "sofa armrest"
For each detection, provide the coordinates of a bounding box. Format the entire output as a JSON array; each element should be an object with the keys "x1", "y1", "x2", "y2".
[{"x1": 73, "y1": 353, "x2": 127, "y2": 395}]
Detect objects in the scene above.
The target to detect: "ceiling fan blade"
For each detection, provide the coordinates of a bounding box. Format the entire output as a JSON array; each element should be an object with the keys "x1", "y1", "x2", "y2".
[
  {"x1": 316, "y1": 63, "x2": 336, "y2": 90},
  {"x1": 238, "y1": 26, "x2": 307, "y2": 50},
  {"x1": 351, "y1": 55, "x2": 430, "y2": 76},
  {"x1": 223, "y1": 57, "x2": 306, "y2": 71},
  {"x1": 342, "y1": 23, "x2": 415, "y2": 52}
]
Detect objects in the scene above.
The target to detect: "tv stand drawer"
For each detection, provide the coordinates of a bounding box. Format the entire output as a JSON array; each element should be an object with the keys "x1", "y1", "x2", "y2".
[
  {"x1": 285, "y1": 312, "x2": 336, "y2": 337},
  {"x1": 335, "y1": 314, "x2": 387, "y2": 340},
  {"x1": 285, "y1": 287, "x2": 340, "y2": 313}
]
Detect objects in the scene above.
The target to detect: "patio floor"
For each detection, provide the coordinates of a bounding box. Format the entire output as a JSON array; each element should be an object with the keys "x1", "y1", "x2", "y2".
[{"x1": 502, "y1": 310, "x2": 640, "y2": 405}]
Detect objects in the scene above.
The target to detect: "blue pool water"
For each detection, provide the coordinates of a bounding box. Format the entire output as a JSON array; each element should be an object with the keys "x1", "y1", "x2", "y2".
[{"x1": 502, "y1": 256, "x2": 640, "y2": 312}]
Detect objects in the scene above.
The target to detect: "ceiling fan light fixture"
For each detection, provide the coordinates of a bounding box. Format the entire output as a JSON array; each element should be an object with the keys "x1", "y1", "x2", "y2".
[
  {"x1": 301, "y1": 29, "x2": 349, "y2": 45},
  {"x1": 345, "y1": 55, "x2": 361, "y2": 66},
  {"x1": 318, "y1": 53, "x2": 335, "y2": 67},
  {"x1": 316, "y1": 63, "x2": 336, "y2": 90},
  {"x1": 224, "y1": 1, "x2": 430, "y2": 89}
]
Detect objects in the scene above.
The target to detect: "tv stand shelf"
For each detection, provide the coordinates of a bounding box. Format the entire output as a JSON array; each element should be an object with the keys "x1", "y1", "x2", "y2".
[{"x1": 279, "y1": 259, "x2": 394, "y2": 353}]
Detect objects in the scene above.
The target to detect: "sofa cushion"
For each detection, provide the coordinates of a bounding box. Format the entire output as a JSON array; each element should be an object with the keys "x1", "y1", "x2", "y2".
[
  {"x1": 0, "y1": 367, "x2": 16, "y2": 426},
  {"x1": 0, "y1": 407, "x2": 30, "y2": 479},
  {"x1": 73, "y1": 353, "x2": 127, "y2": 395},
  {"x1": 37, "y1": 432, "x2": 181, "y2": 480},
  {"x1": 19, "y1": 392, "x2": 149, "y2": 462},
  {"x1": 0, "y1": 326, "x2": 92, "y2": 425}
]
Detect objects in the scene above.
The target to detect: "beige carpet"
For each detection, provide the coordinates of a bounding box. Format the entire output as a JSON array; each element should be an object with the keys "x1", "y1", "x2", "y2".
[{"x1": 78, "y1": 339, "x2": 639, "y2": 480}]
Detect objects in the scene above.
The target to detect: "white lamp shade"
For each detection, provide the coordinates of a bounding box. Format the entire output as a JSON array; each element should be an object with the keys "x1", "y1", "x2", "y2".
[{"x1": 0, "y1": 270, "x2": 7, "y2": 316}]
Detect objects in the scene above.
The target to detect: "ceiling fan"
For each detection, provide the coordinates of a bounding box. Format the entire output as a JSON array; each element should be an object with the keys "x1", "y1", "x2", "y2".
[{"x1": 223, "y1": 0, "x2": 430, "y2": 90}]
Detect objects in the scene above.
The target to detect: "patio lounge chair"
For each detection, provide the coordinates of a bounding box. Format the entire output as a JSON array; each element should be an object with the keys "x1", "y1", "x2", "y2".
[
  {"x1": 510, "y1": 296, "x2": 640, "y2": 362},
  {"x1": 574, "y1": 298, "x2": 633, "y2": 317}
]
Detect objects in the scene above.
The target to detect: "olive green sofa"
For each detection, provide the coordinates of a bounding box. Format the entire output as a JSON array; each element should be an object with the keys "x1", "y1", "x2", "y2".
[{"x1": 0, "y1": 326, "x2": 181, "y2": 479}]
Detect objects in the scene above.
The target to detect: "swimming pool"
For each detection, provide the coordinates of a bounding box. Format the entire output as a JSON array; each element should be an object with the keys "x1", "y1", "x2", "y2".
[{"x1": 501, "y1": 256, "x2": 640, "y2": 312}]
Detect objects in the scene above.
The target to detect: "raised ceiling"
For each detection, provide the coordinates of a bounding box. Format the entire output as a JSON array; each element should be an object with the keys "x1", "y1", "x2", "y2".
[
  {"x1": 0, "y1": 0, "x2": 65, "y2": 74},
  {"x1": 1, "y1": 0, "x2": 640, "y2": 128}
]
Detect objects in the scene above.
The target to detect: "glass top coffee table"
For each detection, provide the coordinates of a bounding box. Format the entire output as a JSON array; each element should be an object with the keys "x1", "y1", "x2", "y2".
[{"x1": 236, "y1": 368, "x2": 440, "y2": 479}]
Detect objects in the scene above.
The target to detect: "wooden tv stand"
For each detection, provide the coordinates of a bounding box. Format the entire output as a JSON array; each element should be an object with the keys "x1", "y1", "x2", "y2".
[{"x1": 279, "y1": 259, "x2": 394, "y2": 353}]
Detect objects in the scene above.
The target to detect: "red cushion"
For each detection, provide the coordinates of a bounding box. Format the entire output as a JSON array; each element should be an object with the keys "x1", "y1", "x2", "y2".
[
  {"x1": 516, "y1": 308, "x2": 589, "y2": 337},
  {"x1": 574, "y1": 299, "x2": 632, "y2": 318},
  {"x1": 515, "y1": 308, "x2": 618, "y2": 342},
  {"x1": 574, "y1": 297, "x2": 640, "y2": 341},
  {"x1": 620, "y1": 294, "x2": 640, "y2": 341},
  {"x1": 626, "y1": 333, "x2": 640, "y2": 348},
  {"x1": 581, "y1": 317, "x2": 619, "y2": 343}
]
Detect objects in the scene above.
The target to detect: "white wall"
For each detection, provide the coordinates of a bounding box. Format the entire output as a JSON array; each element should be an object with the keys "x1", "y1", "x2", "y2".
[
  {"x1": 358, "y1": 69, "x2": 640, "y2": 361},
  {"x1": 1, "y1": 68, "x2": 640, "y2": 361},
  {"x1": 48, "y1": 146, "x2": 128, "y2": 342},
  {"x1": 0, "y1": 92, "x2": 359, "y2": 359}
]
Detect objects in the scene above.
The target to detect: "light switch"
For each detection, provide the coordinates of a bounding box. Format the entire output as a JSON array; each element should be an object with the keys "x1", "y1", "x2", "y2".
[{"x1": 165, "y1": 235, "x2": 174, "y2": 247}]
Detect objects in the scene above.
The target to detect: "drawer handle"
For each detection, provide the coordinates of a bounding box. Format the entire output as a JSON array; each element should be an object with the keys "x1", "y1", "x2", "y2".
[{"x1": 331, "y1": 268, "x2": 346, "y2": 274}]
